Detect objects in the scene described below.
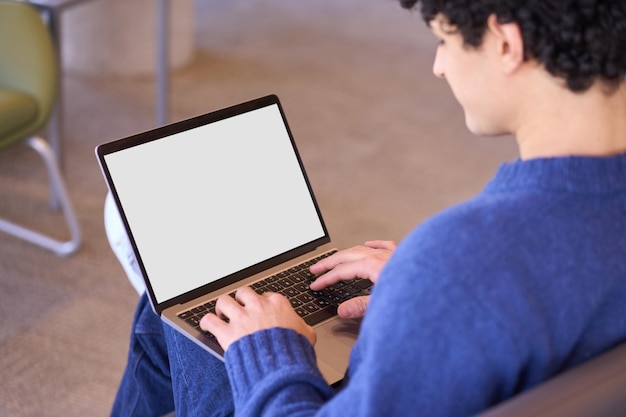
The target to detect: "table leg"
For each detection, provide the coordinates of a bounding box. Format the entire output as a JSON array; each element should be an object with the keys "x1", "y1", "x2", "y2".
[
  {"x1": 37, "y1": 6, "x2": 63, "y2": 210},
  {"x1": 156, "y1": 0, "x2": 169, "y2": 126}
]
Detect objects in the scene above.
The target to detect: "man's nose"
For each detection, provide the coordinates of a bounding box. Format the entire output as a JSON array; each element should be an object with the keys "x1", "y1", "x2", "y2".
[{"x1": 432, "y1": 49, "x2": 445, "y2": 78}]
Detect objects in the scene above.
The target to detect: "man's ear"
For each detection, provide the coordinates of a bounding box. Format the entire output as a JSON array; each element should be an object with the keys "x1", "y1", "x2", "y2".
[{"x1": 486, "y1": 14, "x2": 525, "y2": 74}]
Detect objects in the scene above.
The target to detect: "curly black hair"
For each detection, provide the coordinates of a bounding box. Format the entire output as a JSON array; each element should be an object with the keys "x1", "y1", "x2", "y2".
[{"x1": 399, "y1": 0, "x2": 626, "y2": 92}]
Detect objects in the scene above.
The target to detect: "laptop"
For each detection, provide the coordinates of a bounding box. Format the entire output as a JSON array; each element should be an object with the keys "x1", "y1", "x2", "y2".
[{"x1": 95, "y1": 94, "x2": 372, "y2": 385}]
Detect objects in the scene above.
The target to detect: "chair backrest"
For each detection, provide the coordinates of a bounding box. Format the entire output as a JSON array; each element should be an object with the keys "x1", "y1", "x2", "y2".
[
  {"x1": 0, "y1": 0, "x2": 58, "y2": 147},
  {"x1": 475, "y1": 342, "x2": 626, "y2": 417}
]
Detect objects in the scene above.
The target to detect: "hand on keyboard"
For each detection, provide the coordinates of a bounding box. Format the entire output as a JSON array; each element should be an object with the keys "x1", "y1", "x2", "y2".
[
  {"x1": 180, "y1": 251, "x2": 375, "y2": 348},
  {"x1": 200, "y1": 287, "x2": 317, "y2": 352},
  {"x1": 309, "y1": 240, "x2": 396, "y2": 319}
]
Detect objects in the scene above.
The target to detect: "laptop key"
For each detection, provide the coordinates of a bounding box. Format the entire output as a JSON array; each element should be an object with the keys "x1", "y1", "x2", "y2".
[
  {"x1": 294, "y1": 307, "x2": 309, "y2": 318},
  {"x1": 185, "y1": 316, "x2": 200, "y2": 327},
  {"x1": 254, "y1": 286, "x2": 268, "y2": 295},
  {"x1": 178, "y1": 310, "x2": 195, "y2": 320},
  {"x1": 313, "y1": 297, "x2": 333, "y2": 308},
  {"x1": 191, "y1": 305, "x2": 207, "y2": 314},
  {"x1": 303, "y1": 303, "x2": 321, "y2": 313},
  {"x1": 332, "y1": 288, "x2": 351, "y2": 300},
  {"x1": 278, "y1": 278, "x2": 295, "y2": 288},
  {"x1": 354, "y1": 278, "x2": 374, "y2": 290},
  {"x1": 330, "y1": 281, "x2": 347, "y2": 290},
  {"x1": 267, "y1": 283, "x2": 284, "y2": 292},
  {"x1": 343, "y1": 284, "x2": 361, "y2": 296},
  {"x1": 290, "y1": 273, "x2": 307, "y2": 283},
  {"x1": 290, "y1": 298, "x2": 303, "y2": 308},
  {"x1": 297, "y1": 293, "x2": 314, "y2": 303},
  {"x1": 303, "y1": 305, "x2": 338, "y2": 326},
  {"x1": 282, "y1": 287, "x2": 299, "y2": 298}
]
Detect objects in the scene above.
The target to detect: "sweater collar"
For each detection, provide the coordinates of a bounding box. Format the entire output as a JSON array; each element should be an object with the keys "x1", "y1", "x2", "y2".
[{"x1": 485, "y1": 153, "x2": 626, "y2": 193}]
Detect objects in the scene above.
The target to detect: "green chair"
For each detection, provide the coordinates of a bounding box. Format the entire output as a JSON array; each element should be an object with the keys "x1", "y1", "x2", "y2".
[{"x1": 0, "y1": 0, "x2": 81, "y2": 256}]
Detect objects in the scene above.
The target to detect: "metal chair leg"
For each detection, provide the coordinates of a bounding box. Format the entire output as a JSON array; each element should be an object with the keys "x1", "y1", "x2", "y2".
[{"x1": 0, "y1": 136, "x2": 81, "y2": 256}]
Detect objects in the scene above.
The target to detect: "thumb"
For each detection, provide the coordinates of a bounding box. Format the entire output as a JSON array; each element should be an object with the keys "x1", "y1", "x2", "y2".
[{"x1": 337, "y1": 296, "x2": 370, "y2": 319}]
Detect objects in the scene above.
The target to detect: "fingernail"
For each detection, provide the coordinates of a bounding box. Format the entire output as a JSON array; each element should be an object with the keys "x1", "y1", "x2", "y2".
[{"x1": 340, "y1": 305, "x2": 353, "y2": 318}]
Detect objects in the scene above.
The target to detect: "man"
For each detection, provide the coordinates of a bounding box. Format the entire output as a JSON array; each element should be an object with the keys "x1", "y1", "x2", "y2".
[{"x1": 111, "y1": 1, "x2": 626, "y2": 416}]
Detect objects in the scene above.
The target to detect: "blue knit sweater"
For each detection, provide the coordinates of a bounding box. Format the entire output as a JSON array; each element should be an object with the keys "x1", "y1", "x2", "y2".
[{"x1": 224, "y1": 154, "x2": 626, "y2": 416}]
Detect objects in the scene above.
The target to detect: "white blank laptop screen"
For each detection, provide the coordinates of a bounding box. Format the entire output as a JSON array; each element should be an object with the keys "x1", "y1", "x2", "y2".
[{"x1": 104, "y1": 104, "x2": 325, "y2": 303}]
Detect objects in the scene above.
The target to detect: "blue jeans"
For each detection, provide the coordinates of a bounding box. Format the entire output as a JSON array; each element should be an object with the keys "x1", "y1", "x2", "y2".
[{"x1": 110, "y1": 294, "x2": 234, "y2": 417}]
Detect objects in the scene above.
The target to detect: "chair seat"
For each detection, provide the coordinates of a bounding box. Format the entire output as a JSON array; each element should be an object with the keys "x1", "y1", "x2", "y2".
[
  {"x1": 0, "y1": 0, "x2": 81, "y2": 256},
  {"x1": 0, "y1": 88, "x2": 38, "y2": 141}
]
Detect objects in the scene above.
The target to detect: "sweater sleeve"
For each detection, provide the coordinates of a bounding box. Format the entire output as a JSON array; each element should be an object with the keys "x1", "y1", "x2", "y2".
[
  {"x1": 225, "y1": 327, "x2": 335, "y2": 416},
  {"x1": 224, "y1": 230, "x2": 525, "y2": 417}
]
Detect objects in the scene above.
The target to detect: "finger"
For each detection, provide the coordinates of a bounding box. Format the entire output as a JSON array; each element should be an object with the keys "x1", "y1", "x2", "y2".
[
  {"x1": 337, "y1": 295, "x2": 370, "y2": 319},
  {"x1": 364, "y1": 240, "x2": 397, "y2": 250},
  {"x1": 200, "y1": 313, "x2": 238, "y2": 352},
  {"x1": 310, "y1": 252, "x2": 386, "y2": 290},
  {"x1": 309, "y1": 252, "x2": 341, "y2": 275},
  {"x1": 262, "y1": 291, "x2": 292, "y2": 309},
  {"x1": 235, "y1": 286, "x2": 261, "y2": 305},
  {"x1": 199, "y1": 312, "x2": 229, "y2": 338},
  {"x1": 310, "y1": 262, "x2": 368, "y2": 290},
  {"x1": 310, "y1": 245, "x2": 376, "y2": 275},
  {"x1": 215, "y1": 293, "x2": 242, "y2": 320}
]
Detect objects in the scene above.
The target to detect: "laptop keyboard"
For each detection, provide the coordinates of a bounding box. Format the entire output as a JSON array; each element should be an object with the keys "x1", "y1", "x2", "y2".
[{"x1": 177, "y1": 250, "x2": 374, "y2": 342}]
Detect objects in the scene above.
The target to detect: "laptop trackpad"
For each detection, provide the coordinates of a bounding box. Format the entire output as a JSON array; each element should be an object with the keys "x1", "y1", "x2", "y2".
[{"x1": 314, "y1": 317, "x2": 360, "y2": 384}]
